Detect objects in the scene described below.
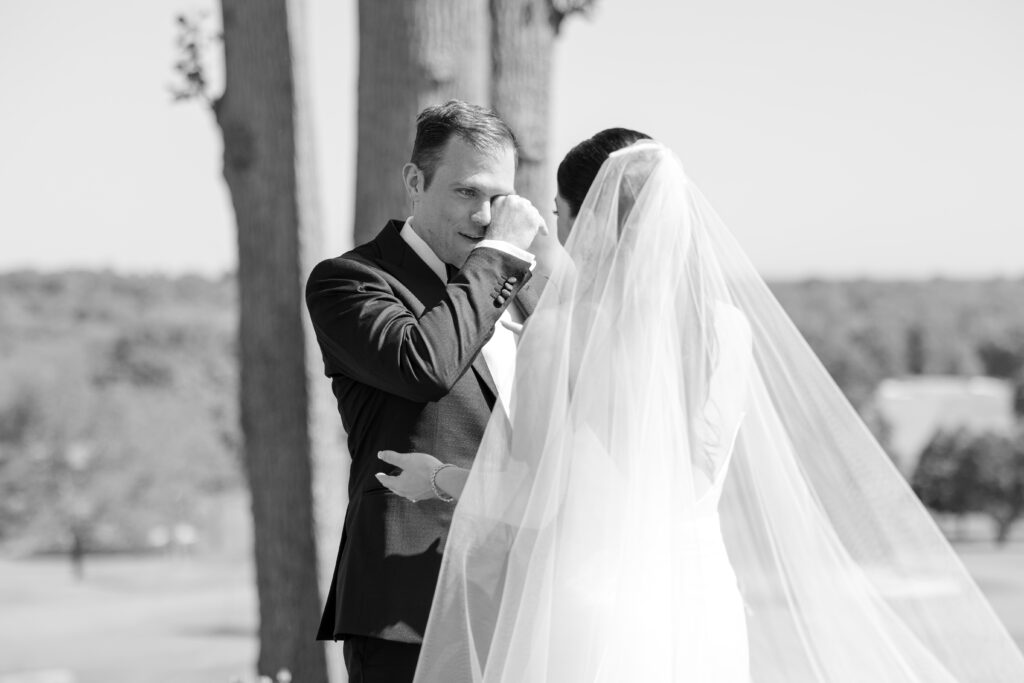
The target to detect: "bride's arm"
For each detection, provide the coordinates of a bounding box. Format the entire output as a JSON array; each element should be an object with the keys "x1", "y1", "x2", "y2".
[
  {"x1": 435, "y1": 465, "x2": 470, "y2": 501},
  {"x1": 699, "y1": 303, "x2": 754, "y2": 475},
  {"x1": 376, "y1": 450, "x2": 469, "y2": 502}
]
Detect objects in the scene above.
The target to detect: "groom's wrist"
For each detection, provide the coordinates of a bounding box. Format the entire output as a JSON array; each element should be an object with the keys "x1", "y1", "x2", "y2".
[{"x1": 475, "y1": 240, "x2": 537, "y2": 272}]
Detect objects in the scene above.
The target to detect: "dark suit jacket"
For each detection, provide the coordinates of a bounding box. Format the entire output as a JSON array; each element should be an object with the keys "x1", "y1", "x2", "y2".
[{"x1": 306, "y1": 220, "x2": 537, "y2": 643}]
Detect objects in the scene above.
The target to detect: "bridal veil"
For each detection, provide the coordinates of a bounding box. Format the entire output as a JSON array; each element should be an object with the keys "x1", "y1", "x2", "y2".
[{"x1": 414, "y1": 143, "x2": 1024, "y2": 681}]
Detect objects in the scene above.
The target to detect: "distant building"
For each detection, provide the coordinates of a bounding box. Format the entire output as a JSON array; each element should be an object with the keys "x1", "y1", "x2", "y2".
[{"x1": 869, "y1": 376, "x2": 1015, "y2": 475}]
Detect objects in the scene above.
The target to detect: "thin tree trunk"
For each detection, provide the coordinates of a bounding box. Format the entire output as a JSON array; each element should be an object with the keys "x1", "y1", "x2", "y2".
[
  {"x1": 216, "y1": 1, "x2": 330, "y2": 680},
  {"x1": 289, "y1": 2, "x2": 349, "y2": 681},
  {"x1": 995, "y1": 517, "x2": 1013, "y2": 546},
  {"x1": 353, "y1": 0, "x2": 489, "y2": 246},
  {"x1": 290, "y1": 4, "x2": 349, "y2": 681}
]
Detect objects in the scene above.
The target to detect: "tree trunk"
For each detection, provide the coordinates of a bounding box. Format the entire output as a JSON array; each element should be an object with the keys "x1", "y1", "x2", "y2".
[
  {"x1": 490, "y1": 0, "x2": 557, "y2": 215},
  {"x1": 216, "y1": 1, "x2": 333, "y2": 680},
  {"x1": 992, "y1": 502, "x2": 1021, "y2": 546},
  {"x1": 289, "y1": 2, "x2": 350, "y2": 681},
  {"x1": 489, "y1": 0, "x2": 592, "y2": 269},
  {"x1": 353, "y1": 0, "x2": 489, "y2": 246},
  {"x1": 995, "y1": 516, "x2": 1013, "y2": 546}
]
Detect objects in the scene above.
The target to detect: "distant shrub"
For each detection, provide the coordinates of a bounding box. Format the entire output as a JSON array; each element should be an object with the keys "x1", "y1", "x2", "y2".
[{"x1": 913, "y1": 427, "x2": 1024, "y2": 544}]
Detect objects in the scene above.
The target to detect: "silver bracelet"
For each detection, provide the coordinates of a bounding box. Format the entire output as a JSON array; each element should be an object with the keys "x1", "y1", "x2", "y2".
[{"x1": 431, "y1": 463, "x2": 457, "y2": 503}]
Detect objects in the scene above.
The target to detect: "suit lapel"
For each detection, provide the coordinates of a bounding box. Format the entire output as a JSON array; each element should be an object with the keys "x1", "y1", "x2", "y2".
[
  {"x1": 373, "y1": 221, "x2": 499, "y2": 405},
  {"x1": 374, "y1": 221, "x2": 446, "y2": 303}
]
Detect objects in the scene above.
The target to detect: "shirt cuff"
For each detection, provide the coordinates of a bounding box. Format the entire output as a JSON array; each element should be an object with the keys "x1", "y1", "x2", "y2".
[{"x1": 474, "y1": 240, "x2": 537, "y2": 271}]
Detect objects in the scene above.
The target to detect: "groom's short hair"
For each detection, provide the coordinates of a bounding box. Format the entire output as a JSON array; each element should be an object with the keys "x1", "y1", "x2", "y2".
[{"x1": 411, "y1": 101, "x2": 518, "y2": 188}]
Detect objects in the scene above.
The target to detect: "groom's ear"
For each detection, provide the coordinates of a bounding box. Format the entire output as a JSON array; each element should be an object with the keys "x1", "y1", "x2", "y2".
[{"x1": 402, "y1": 163, "x2": 424, "y2": 201}]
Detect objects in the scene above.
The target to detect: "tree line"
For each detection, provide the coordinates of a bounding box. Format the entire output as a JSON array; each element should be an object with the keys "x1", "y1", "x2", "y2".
[{"x1": 3, "y1": 271, "x2": 1023, "y2": 551}]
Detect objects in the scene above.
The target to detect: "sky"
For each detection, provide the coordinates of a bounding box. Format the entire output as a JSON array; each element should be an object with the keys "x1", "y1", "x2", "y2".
[{"x1": 1, "y1": 0, "x2": 1021, "y2": 279}]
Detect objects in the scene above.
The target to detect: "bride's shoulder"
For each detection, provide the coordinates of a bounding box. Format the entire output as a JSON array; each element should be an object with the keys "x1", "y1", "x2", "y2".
[
  {"x1": 709, "y1": 302, "x2": 754, "y2": 367},
  {"x1": 711, "y1": 302, "x2": 751, "y2": 338}
]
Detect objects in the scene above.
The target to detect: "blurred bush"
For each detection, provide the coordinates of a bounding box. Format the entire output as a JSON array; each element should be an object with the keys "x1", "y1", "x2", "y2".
[
  {"x1": 913, "y1": 427, "x2": 1024, "y2": 544},
  {"x1": 0, "y1": 271, "x2": 241, "y2": 556}
]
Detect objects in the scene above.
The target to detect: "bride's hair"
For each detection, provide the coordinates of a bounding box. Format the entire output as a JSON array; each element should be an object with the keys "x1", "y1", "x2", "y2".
[{"x1": 556, "y1": 127, "x2": 652, "y2": 217}]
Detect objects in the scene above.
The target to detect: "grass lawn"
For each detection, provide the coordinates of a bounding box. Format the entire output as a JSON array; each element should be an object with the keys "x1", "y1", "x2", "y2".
[
  {"x1": 953, "y1": 541, "x2": 1024, "y2": 649},
  {"x1": 0, "y1": 542, "x2": 1021, "y2": 682},
  {"x1": 0, "y1": 554, "x2": 262, "y2": 683}
]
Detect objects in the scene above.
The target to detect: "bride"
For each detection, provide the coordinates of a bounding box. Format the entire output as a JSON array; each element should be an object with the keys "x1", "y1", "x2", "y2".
[{"x1": 379, "y1": 132, "x2": 1024, "y2": 681}]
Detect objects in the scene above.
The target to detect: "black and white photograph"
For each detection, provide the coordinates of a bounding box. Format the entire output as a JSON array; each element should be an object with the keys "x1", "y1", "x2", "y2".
[{"x1": 1, "y1": 1, "x2": 1023, "y2": 681}]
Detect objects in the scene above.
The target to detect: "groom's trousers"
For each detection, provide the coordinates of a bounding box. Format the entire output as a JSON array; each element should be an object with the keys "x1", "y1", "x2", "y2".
[{"x1": 343, "y1": 636, "x2": 420, "y2": 683}]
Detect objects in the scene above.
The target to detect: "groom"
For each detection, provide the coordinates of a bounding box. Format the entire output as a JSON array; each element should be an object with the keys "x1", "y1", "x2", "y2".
[{"x1": 306, "y1": 101, "x2": 545, "y2": 682}]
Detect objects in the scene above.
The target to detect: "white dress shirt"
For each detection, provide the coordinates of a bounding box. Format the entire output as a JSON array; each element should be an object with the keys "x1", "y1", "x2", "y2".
[{"x1": 400, "y1": 219, "x2": 528, "y2": 413}]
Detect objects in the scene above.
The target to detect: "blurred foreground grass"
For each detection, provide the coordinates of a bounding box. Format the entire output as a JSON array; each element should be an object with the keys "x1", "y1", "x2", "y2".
[
  {"x1": 0, "y1": 554, "x2": 261, "y2": 683},
  {"x1": 0, "y1": 543, "x2": 1020, "y2": 682},
  {"x1": 955, "y1": 542, "x2": 1024, "y2": 648}
]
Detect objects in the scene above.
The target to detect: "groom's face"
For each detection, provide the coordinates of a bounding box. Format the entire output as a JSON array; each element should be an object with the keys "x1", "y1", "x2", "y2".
[{"x1": 404, "y1": 136, "x2": 517, "y2": 266}]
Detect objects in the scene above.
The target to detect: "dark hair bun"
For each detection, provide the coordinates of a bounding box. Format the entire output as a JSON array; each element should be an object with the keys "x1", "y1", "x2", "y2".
[{"x1": 556, "y1": 128, "x2": 652, "y2": 217}]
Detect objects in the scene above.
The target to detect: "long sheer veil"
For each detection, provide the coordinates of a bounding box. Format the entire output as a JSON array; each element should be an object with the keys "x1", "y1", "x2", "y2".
[{"x1": 414, "y1": 143, "x2": 1024, "y2": 681}]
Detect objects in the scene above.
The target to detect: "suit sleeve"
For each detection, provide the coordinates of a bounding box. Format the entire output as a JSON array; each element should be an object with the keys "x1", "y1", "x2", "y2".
[{"x1": 306, "y1": 246, "x2": 533, "y2": 403}]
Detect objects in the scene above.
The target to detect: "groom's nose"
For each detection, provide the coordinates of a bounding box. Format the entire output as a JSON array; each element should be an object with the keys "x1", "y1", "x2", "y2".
[{"x1": 470, "y1": 201, "x2": 491, "y2": 228}]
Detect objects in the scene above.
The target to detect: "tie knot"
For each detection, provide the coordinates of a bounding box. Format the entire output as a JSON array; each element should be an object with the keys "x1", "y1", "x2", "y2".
[{"x1": 445, "y1": 263, "x2": 459, "y2": 283}]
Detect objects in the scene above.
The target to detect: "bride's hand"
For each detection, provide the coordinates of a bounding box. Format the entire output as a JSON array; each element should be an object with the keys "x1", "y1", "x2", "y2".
[{"x1": 376, "y1": 450, "x2": 444, "y2": 502}]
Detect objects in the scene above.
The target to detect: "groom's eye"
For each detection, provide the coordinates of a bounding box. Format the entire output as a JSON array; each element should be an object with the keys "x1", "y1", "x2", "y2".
[{"x1": 456, "y1": 188, "x2": 476, "y2": 198}]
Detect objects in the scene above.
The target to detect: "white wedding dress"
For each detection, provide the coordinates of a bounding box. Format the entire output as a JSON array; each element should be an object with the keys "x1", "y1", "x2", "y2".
[
  {"x1": 521, "y1": 300, "x2": 753, "y2": 682},
  {"x1": 413, "y1": 143, "x2": 1024, "y2": 682}
]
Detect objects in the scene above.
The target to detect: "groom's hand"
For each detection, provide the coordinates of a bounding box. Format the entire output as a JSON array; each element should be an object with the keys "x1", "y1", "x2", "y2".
[{"x1": 486, "y1": 195, "x2": 548, "y2": 251}]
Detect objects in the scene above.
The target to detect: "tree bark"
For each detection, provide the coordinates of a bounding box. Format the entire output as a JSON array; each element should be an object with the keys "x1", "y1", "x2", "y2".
[
  {"x1": 490, "y1": 0, "x2": 557, "y2": 215},
  {"x1": 216, "y1": 1, "x2": 334, "y2": 680},
  {"x1": 353, "y1": 0, "x2": 489, "y2": 246},
  {"x1": 489, "y1": 0, "x2": 592, "y2": 267}
]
